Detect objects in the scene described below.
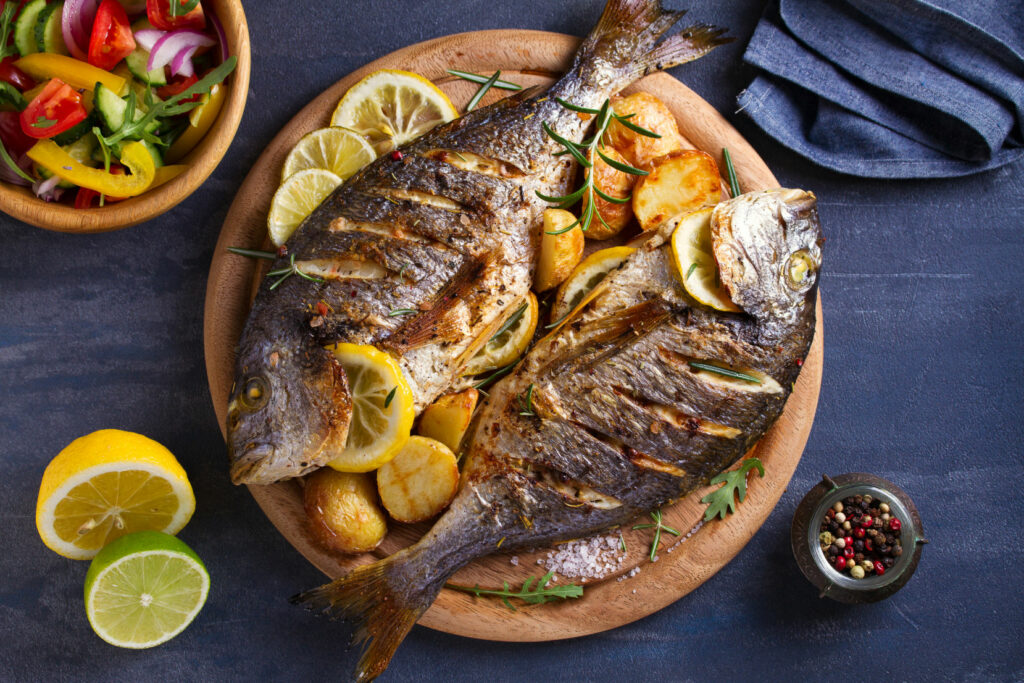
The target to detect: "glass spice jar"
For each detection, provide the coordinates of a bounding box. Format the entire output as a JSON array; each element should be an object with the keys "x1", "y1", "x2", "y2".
[{"x1": 791, "y1": 473, "x2": 926, "y2": 603}]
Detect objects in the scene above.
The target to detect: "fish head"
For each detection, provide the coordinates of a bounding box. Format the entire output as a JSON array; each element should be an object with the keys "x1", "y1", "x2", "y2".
[
  {"x1": 227, "y1": 334, "x2": 351, "y2": 485},
  {"x1": 710, "y1": 188, "x2": 823, "y2": 324}
]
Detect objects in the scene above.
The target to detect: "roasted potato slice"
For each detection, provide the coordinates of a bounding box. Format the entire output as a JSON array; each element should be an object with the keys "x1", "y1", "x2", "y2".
[
  {"x1": 608, "y1": 92, "x2": 685, "y2": 170},
  {"x1": 304, "y1": 469, "x2": 387, "y2": 554},
  {"x1": 417, "y1": 388, "x2": 479, "y2": 453},
  {"x1": 581, "y1": 147, "x2": 637, "y2": 240},
  {"x1": 534, "y1": 209, "x2": 584, "y2": 292},
  {"x1": 377, "y1": 436, "x2": 460, "y2": 523},
  {"x1": 632, "y1": 150, "x2": 722, "y2": 231}
]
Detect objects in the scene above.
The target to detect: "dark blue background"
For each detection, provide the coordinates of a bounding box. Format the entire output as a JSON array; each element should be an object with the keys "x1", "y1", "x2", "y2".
[{"x1": 2, "y1": 0, "x2": 1022, "y2": 680}]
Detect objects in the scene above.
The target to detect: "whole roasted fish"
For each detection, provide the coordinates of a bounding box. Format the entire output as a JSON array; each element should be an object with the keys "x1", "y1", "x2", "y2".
[
  {"x1": 226, "y1": 0, "x2": 729, "y2": 485},
  {"x1": 294, "y1": 188, "x2": 823, "y2": 679}
]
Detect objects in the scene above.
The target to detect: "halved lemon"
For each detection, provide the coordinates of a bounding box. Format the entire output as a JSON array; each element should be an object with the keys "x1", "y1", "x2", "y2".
[
  {"x1": 670, "y1": 207, "x2": 741, "y2": 312},
  {"x1": 327, "y1": 343, "x2": 415, "y2": 473},
  {"x1": 35, "y1": 430, "x2": 195, "y2": 560},
  {"x1": 551, "y1": 246, "x2": 636, "y2": 324},
  {"x1": 464, "y1": 292, "x2": 539, "y2": 376},
  {"x1": 267, "y1": 168, "x2": 342, "y2": 246},
  {"x1": 281, "y1": 126, "x2": 376, "y2": 182},
  {"x1": 330, "y1": 69, "x2": 458, "y2": 155}
]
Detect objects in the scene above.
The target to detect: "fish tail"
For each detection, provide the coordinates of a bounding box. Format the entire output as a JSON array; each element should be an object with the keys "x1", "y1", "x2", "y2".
[
  {"x1": 572, "y1": 0, "x2": 733, "y2": 90},
  {"x1": 290, "y1": 550, "x2": 442, "y2": 681}
]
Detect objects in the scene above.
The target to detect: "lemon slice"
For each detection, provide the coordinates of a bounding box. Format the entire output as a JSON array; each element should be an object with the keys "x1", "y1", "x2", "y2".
[
  {"x1": 670, "y1": 208, "x2": 741, "y2": 312},
  {"x1": 551, "y1": 246, "x2": 636, "y2": 324},
  {"x1": 281, "y1": 126, "x2": 376, "y2": 182},
  {"x1": 464, "y1": 292, "x2": 539, "y2": 376},
  {"x1": 35, "y1": 430, "x2": 195, "y2": 560},
  {"x1": 330, "y1": 69, "x2": 458, "y2": 155},
  {"x1": 267, "y1": 168, "x2": 342, "y2": 246},
  {"x1": 327, "y1": 343, "x2": 415, "y2": 472},
  {"x1": 84, "y1": 531, "x2": 209, "y2": 649}
]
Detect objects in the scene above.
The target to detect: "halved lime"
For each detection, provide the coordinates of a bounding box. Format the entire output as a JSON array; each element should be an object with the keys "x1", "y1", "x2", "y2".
[{"x1": 84, "y1": 531, "x2": 209, "y2": 649}]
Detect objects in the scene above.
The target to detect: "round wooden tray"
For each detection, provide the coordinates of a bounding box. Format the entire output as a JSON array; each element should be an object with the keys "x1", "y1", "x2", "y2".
[{"x1": 204, "y1": 29, "x2": 824, "y2": 642}]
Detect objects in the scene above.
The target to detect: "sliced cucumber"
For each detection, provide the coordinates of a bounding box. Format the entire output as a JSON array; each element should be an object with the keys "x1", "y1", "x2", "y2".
[
  {"x1": 125, "y1": 48, "x2": 167, "y2": 86},
  {"x1": 14, "y1": 0, "x2": 47, "y2": 57},
  {"x1": 35, "y1": 1, "x2": 67, "y2": 55},
  {"x1": 52, "y1": 114, "x2": 96, "y2": 145},
  {"x1": 94, "y1": 82, "x2": 161, "y2": 135},
  {"x1": 0, "y1": 82, "x2": 27, "y2": 111}
]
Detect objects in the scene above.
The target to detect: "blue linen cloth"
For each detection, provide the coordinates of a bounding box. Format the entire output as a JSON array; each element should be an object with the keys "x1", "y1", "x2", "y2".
[{"x1": 736, "y1": 0, "x2": 1024, "y2": 178}]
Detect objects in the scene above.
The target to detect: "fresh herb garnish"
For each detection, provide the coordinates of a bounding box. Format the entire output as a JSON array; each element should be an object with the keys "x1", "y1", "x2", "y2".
[
  {"x1": 701, "y1": 457, "x2": 764, "y2": 521},
  {"x1": 95, "y1": 56, "x2": 237, "y2": 148},
  {"x1": 267, "y1": 252, "x2": 324, "y2": 290},
  {"x1": 446, "y1": 571, "x2": 583, "y2": 611},
  {"x1": 169, "y1": 0, "x2": 200, "y2": 17},
  {"x1": 472, "y1": 361, "x2": 517, "y2": 391},
  {"x1": 388, "y1": 308, "x2": 418, "y2": 317},
  {"x1": 536, "y1": 98, "x2": 654, "y2": 234},
  {"x1": 227, "y1": 247, "x2": 278, "y2": 260},
  {"x1": 544, "y1": 312, "x2": 569, "y2": 329},
  {"x1": 722, "y1": 147, "x2": 741, "y2": 198},
  {"x1": 632, "y1": 508, "x2": 680, "y2": 561},
  {"x1": 0, "y1": 1, "x2": 18, "y2": 60},
  {"x1": 383, "y1": 386, "x2": 397, "y2": 409},
  {"x1": 465, "y1": 70, "x2": 501, "y2": 112},
  {"x1": 688, "y1": 361, "x2": 762, "y2": 384},
  {"x1": 30, "y1": 116, "x2": 56, "y2": 129},
  {"x1": 446, "y1": 69, "x2": 522, "y2": 91},
  {"x1": 619, "y1": 534, "x2": 627, "y2": 552},
  {"x1": 685, "y1": 263, "x2": 697, "y2": 280},
  {"x1": 517, "y1": 383, "x2": 536, "y2": 416},
  {"x1": 489, "y1": 302, "x2": 527, "y2": 343},
  {"x1": 0, "y1": 135, "x2": 34, "y2": 183}
]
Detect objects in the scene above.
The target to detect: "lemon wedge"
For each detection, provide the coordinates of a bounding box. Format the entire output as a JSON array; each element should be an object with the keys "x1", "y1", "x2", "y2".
[
  {"x1": 281, "y1": 126, "x2": 376, "y2": 182},
  {"x1": 35, "y1": 430, "x2": 195, "y2": 560},
  {"x1": 330, "y1": 69, "x2": 458, "y2": 155},
  {"x1": 327, "y1": 343, "x2": 415, "y2": 473},
  {"x1": 551, "y1": 246, "x2": 636, "y2": 324},
  {"x1": 267, "y1": 168, "x2": 342, "y2": 246},
  {"x1": 464, "y1": 292, "x2": 539, "y2": 376},
  {"x1": 670, "y1": 207, "x2": 741, "y2": 312}
]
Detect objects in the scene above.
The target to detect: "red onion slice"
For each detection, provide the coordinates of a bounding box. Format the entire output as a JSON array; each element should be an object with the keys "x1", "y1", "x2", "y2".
[
  {"x1": 134, "y1": 29, "x2": 164, "y2": 52},
  {"x1": 32, "y1": 175, "x2": 63, "y2": 201},
  {"x1": 147, "y1": 29, "x2": 215, "y2": 73},
  {"x1": 62, "y1": 0, "x2": 98, "y2": 61},
  {"x1": 171, "y1": 45, "x2": 199, "y2": 77},
  {"x1": 207, "y1": 9, "x2": 229, "y2": 62}
]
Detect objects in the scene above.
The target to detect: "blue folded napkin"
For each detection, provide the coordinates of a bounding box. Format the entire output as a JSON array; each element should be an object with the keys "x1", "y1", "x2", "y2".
[{"x1": 736, "y1": 0, "x2": 1024, "y2": 178}]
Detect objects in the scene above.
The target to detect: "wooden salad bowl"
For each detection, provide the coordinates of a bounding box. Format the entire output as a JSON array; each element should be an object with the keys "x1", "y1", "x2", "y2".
[{"x1": 0, "y1": 0, "x2": 250, "y2": 233}]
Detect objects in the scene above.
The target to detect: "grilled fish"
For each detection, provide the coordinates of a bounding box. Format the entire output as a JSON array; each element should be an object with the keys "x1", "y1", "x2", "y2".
[
  {"x1": 294, "y1": 188, "x2": 823, "y2": 679},
  {"x1": 225, "y1": 0, "x2": 729, "y2": 485}
]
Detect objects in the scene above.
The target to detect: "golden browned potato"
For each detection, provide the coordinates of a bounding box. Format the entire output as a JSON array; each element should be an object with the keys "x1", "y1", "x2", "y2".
[
  {"x1": 632, "y1": 150, "x2": 722, "y2": 231},
  {"x1": 417, "y1": 388, "x2": 479, "y2": 453},
  {"x1": 607, "y1": 92, "x2": 685, "y2": 170},
  {"x1": 304, "y1": 469, "x2": 387, "y2": 553},
  {"x1": 377, "y1": 436, "x2": 460, "y2": 523},
  {"x1": 581, "y1": 147, "x2": 637, "y2": 240},
  {"x1": 534, "y1": 209, "x2": 585, "y2": 292}
]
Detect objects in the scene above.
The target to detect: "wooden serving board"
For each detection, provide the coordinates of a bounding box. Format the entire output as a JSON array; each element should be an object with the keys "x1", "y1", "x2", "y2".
[{"x1": 204, "y1": 30, "x2": 824, "y2": 642}]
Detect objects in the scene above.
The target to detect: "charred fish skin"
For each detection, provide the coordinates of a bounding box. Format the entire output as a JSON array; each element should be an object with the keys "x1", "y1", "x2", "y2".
[{"x1": 226, "y1": 0, "x2": 730, "y2": 486}]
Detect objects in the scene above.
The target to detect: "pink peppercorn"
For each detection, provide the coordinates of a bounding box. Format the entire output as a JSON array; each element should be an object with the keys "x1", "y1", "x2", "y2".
[{"x1": 890, "y1": 518, "x2": 902, "y2": 531}]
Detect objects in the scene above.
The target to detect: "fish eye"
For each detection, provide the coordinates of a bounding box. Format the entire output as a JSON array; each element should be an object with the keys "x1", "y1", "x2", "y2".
[
  {"x1": 240, "y1": 377, "x2": 269, "y2": 410},
  {"x1": 785, "y1": 250, "x2": 815, "y2": 288}
]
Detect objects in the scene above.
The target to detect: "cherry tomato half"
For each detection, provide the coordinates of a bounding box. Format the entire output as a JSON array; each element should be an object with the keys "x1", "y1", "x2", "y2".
[
  {"x1": 88, "y1": 0, "x2": 136, "y2": 71},
  {"x1": 146, "y1": 0, "x2": 205, "y2": 31},
  {"x1": 156, "y1": 73, "x2": 202, "y2": 103},
  {"x1": 0, "y1": 57, "x2": 35, "y2": 92},
  {"x1": 19, "y1": 79, "x2": 87, "y2": 139}
]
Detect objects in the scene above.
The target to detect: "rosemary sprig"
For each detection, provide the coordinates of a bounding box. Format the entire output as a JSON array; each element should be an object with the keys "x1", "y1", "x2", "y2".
[
  {"x1": 446, "y1": 69, "x2": 522, "y2": 91},
  {"x1": 466, "y1": 70, "x2": 501, "y2": 112},
  {"x1": 537, "y1": 98, "x2": 655, "y2": 235},
  {"x1": 472, "y1": 361, "x2": 516, "y2": 391},
  {"x1": 383, "y1": 386, "x2": 397, "y2": 408},
  {"x1": 446, "y1": 571, "x2": 583, "y2": 611},
  {"x1": 688, "y1": 361, "x2": 762, "y2": 384},
  {"x1": 685, "y1": 263, "x2": 698, "y2": 280},
  {"x1": 619, "y1": 534, "x2": 627, "y2": 552},
  {"x1": 388, "y1": 308, "x2": 418, "y2": 317},
  {"x1": 632, "y1": 508, "x2": 680, "y2": 561},
  {"x1": 267, "y1": 253, "x2": 325, "y2": 290},
  {"x1": 489, "y1": 302, "x2": 528, "y2": 343},
  {"x1": 722, "y1": 147, "x2": 741, "y2": 198},
  {"x1": 701, "y1": 457, "x2": 764, "y2": 521},
  {"x1": 517, "y1": 383, "x2": 536, "y2": 416},
  {"x1": 227, "y1": 247, "x2": 277, "y2": 260}
]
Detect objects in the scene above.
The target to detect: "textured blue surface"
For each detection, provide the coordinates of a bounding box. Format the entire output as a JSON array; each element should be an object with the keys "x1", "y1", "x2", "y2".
[{"x1": 1, "y1": 1, "x2": 1022, "y2": 680}]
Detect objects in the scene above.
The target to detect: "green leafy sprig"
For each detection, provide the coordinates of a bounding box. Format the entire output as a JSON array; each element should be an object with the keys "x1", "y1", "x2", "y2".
[
  {"x1": 536, "y1": 98, "x2": 657, "y2": 235},
  {"x1": 0, "y1": 2, "x2": 18, "y2": 60},
  {"x1": 446, "y1": 69, "x2": 522, "y2": 92},
  {"x1": 517, "y1": 383, "x2": 536, "y2": 416},
  {"x1": 465, "y1": 70, "x2": 501, "y2": 112},
  {"x1": 701, "y1": 457, "x2": 765, "y2": 521},
  {"x1": 688, "y1": 361, "x2": 762, "y2": 384},
  {"x1": 267, "y1": 252, "x2": 324, "y2": 290},
  {"x1": 489, "y1": 301, "x2": 527, "y2": 343},
  {"x1": 722, "y1": 147, "x2": 741, "y2": 197},
  {"x1": 472, "y1": 361, "x2": 516, "y2": 392},
  {"x1": 446, "y1": 571, "x2": 583, "y2": 611},
  {"x1": 169, "y1": 0, "x2": 201, "y2": 17},
  {"x1": 632, "y1": 508, "x2": 680, "y2": 561}
]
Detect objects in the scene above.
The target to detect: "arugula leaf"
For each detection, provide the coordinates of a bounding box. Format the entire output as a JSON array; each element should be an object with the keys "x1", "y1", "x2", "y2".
[
  {"x1": 30, "y1": 115, "x2": 56, "y2": 129},
  {"x1": 0, "y1": 1, "x2": 18, "y2": 61},
  {"x1": 446, "y1": 571, "x2": 583, "y2": 612},
  {"x1": 701, "y1": 457, "x2": 765, "y2": 521}
]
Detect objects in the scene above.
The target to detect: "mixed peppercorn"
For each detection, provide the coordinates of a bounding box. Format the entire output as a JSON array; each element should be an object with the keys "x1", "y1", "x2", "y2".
[{"x1": 819, "y1": 494, "x2": 902, "y2": 579}]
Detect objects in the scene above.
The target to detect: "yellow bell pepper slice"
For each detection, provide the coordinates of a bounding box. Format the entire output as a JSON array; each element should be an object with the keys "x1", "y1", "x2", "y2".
[
  {"x1": 165, "y1": 83, "x2": 225, "y2": 163},
  {"x1": 27, "y1": 139, "x2": 156, "y2": 197},
  {"x1": 150, "y1": 164, "x2": 187, "y2": 190},
  {"x1": 14, "y1": 54, "x2": 125, "y2": 93}
]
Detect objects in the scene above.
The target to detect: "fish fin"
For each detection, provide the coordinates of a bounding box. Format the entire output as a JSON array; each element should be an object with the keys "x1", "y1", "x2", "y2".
[
  {"x1": 291, "y1": 555, "x2": 437, "y2": 682},
  {"x1": 573, "y1": 0, "x2": 733, "y2": 89}
]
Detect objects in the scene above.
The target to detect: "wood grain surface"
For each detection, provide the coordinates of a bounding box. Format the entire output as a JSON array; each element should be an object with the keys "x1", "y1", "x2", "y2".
[
  {"x1": 0, "y1": 0, "x2": 251, "y2": 234},
  {"x1": 203, "y1": 30, "x2": 823, "y2": 641}
]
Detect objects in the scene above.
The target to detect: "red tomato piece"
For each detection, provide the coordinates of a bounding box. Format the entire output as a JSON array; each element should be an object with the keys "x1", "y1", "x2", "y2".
[
  {"x1": 74, "y1": 187, "x2": 99, "y2": 209},
  {"x1": 0, "y1": 57, "x2": 35, "y2": 92},
  {"x1": 146, "y1": 0, "x2": 205, "y2": 31},
  {"x1": 88, "y1": 0, "x2": 137, "y2": 71},
  {"x1": 19, "y1": 79, "x2": 87, "y2": 139},
  {"x1": 156, "y1": 73, "x2": 202, "y2": 102}
]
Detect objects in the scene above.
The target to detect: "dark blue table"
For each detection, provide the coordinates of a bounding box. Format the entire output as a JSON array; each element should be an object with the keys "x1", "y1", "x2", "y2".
[{"x1": 3, "y1": 1, "x2": 1022, "y2": 679}]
